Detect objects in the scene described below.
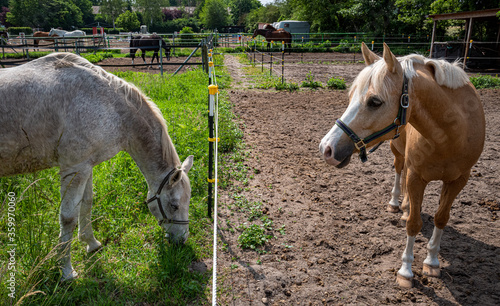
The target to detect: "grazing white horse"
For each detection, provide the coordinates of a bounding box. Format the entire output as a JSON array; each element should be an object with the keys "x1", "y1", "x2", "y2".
[
  {"x1": 320, "y1": 43, "x2": 485, "y2": 287},
  {"x1": 0, "y1": 53, "x2": 194, "y2": 281},
  {"x1": 48, "y1": 28, "x2": 86, "y2": 38}
]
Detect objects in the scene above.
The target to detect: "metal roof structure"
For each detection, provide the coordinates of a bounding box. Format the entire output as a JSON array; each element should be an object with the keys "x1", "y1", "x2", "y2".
[{"x1": 428, "y1": 8, "x2": 500, "y2": 69}]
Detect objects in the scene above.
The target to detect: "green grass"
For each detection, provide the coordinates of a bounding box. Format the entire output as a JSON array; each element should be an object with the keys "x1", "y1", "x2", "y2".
[
  {"x1": 0, "y1": 56, "x2": 241, "y2": 305},
  {"x1": 301, "y1": 71, "x2": 323, "y2": 89}
]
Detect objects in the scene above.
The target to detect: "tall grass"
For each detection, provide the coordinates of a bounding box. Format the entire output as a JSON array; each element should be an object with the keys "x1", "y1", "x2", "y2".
[{"x1": 0, "y1": 56, "x2": 240, "y2": 305}]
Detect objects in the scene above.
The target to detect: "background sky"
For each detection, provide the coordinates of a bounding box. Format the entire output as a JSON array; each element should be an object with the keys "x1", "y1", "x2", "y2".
[{"x1": 259, "y1": 0, "x2": 274, "y2": 5}]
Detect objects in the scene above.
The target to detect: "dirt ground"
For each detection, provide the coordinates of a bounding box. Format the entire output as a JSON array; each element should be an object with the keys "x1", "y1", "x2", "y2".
[{"x1": 217, "y1": 53, "x2": 500, "y2": 305}]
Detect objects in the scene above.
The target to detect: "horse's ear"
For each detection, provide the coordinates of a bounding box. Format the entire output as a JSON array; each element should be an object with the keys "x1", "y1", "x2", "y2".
[
  {"x1": 361, "y1": 42, "x2": 379, "y2": 66},
  {"x1": 169, "y1": 169, "x2": 183, "y2": 187},
  {"x1": 181, "y1": 155, "x2": 194, "y2": 173},
  {"x1": 382, "y1": 43, "x2": 402, "y2": 74}
]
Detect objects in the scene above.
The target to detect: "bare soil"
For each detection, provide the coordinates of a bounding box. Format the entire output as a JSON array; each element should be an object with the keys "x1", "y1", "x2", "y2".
[
  {"x1": 98, "y1": 56, "x2": 203, "y2": 75},
  {"x1": 217, "y1": 54, "x2": 500, "y2": 305}
]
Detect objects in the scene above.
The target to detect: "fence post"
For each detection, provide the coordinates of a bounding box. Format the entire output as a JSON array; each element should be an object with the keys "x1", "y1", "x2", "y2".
[
  {"x1": 207, "y1": 84, "x2": 218, "y2": 218},
  {"x1": 202, "y1": 39, "x2": 209, "y2": 73},
  {"x1": 159, "y1": 37, "x2": 163, "y2": 76},
  {"x1": 281, "y1": 41, "x2": 284, "y2": 84}
]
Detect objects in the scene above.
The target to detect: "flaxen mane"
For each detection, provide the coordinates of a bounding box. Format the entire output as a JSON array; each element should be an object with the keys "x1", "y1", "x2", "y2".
[
  {"x1": 351, "y1": 54, "x2": 470, "y2": 102},
  {"x1": 52, "y1": 53, "x2": 180, "y2": 167}
]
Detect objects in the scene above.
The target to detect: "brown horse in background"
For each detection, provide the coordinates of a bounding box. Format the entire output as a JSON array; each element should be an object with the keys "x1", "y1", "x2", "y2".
[
  {"x1": 252, "y1": 28, "x2": 292, "y2": 54},
  {"x1": 33, "y1": 31, "x2": 59, "y2": 48}
]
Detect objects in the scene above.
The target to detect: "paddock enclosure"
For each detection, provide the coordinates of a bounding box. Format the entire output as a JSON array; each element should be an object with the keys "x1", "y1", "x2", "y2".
[{"x1": 216, "y1": 54, "x2": 499, "y2": 305}]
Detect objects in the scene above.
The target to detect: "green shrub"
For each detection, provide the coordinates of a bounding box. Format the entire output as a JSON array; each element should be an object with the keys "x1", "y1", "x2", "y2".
[
  {"x1": 8, "y1": 27, "x2": 33, "y2": 35},
  {"x1": 327, "y1": 76, "x2": 347, "y2": 90},
  {"x1": 470, "y1": 74, "x2": 500, "y2": 89}
]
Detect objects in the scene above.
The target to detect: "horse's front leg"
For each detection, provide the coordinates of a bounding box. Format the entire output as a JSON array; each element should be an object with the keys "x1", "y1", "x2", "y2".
[
  {"x1": 59, "y1": 166, "x2": 92, "y2": 281},
  {"x1": 397, "y1": 169, "x2": 427, "y2": 288},
  {"x1": 388, "y1": 141, "x2": 404, "y2": 213},
  {"x1": 78, "y1": 172, "x2": 101, "y2": 253}
]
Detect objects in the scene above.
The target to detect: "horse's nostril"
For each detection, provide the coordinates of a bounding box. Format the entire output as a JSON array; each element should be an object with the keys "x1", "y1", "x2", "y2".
[{"x1": 324, "y1": 146, "x2": 333, "y2": 159}]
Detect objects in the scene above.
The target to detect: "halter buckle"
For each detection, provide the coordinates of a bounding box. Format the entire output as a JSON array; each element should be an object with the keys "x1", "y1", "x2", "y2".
[
  {"x1": 354, "y1": 139, "x2": 366, "y2": 151},
  {"x1": 400, "y1": 94, "x2": 409, "y2": 108}
]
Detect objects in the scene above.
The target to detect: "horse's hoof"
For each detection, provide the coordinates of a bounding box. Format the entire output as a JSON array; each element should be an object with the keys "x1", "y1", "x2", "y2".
[
  {"x1": 87, "y1": 241, "x2": 102, "y2": 253},
  {"x1": 61, "y1": 270, "x2": 78, "y2": 282},
  {"x1": 387, "y1": 204, "x2": 400, "y2": 213},
  {"x1": 396, "y1": 273, "x2": 413, "y2": 288},
  {"x1": 423, "y1": 264, "x2": 441, "y2": 277}
]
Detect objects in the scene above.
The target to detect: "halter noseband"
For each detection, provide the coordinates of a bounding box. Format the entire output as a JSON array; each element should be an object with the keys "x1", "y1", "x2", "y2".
[
  {"x1": 145, "y1": 168, "x2": 189, "y2": 226},
  {"x1": 335, "y1": 75, "x2": 410, "y2": 163}
]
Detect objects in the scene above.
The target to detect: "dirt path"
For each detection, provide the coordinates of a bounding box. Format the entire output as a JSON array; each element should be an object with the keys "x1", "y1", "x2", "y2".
[{"x1": 217, "y1": 53, "x2": 500, "y2": 305}]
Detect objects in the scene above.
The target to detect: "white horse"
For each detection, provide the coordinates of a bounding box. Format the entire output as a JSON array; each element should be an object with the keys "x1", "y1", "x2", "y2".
[
  {"x1": 0, "y1": 53, "x2": 194, "y2": 281},
  {"x1": 49, "y1": 28, "x2": 86, "y2": 38}
]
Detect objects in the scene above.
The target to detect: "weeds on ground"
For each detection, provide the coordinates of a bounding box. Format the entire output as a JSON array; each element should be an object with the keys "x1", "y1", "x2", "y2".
[
  {"x1": 301, "y1": 71, "x2": 323, "y2": 88},
  {"x1": 327, "y1": 76, "x2": 347, "y2": 90}
]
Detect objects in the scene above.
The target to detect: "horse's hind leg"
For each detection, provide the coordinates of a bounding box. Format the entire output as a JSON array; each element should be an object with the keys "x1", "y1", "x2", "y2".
[
  {"x1": 423, "y1": 171, "x2": 469, "y2": 278},
  {"x1": 78, "y1": 172, "x2": 101, "y2": 253},
  {"x1": 59, "y1": 166, "x2": 92, "y2": 281}
]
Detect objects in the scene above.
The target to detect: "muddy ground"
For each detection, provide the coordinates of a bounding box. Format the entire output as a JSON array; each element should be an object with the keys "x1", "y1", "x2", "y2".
[{"x1": 217, "y1": 53, "x2": 500, "y2": 305}]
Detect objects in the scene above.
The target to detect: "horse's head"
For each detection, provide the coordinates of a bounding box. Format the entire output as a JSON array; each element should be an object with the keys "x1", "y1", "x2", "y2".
[
  {"x1": 48, "y1": 28, "x2": 55, "y2": 36},
  {"x1": 147, "y1": 156, "x2": 193, "y2": 243},
  {"x1": 252, "y1": 29, "x2": 258, "y2": 38},
  {"x1": 319, "y1": 42, "x2": 406, "y2": 167}
]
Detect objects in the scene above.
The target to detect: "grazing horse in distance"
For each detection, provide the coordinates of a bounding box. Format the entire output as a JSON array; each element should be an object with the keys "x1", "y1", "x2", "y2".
[
  {"x1": 0, "y1": 53, "x2": 194, "y2": 281},
  {"x1": 252, "y1": 28, "x2": 292, "y2": 54},
  {"x1": 33, "y1": 31, "x2": 59, "y2": 48},
  {"x1": 48, "y1": 28, "x2": 86, "y2": 38},
  {"x1": 319, "y1": 42, "x2": 485, "y2": 288},
  {"x1": 130, "y1": 34, "x2": 171, "y2": 67}
]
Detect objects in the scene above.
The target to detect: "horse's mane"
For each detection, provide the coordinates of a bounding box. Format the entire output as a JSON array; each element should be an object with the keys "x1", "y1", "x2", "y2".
[
  {"x1": 48, "y1": 53, "x2": 181, "y2": 167},
  {"x1": 351, "y1": 54, "x2": 470, "y2": 102}
]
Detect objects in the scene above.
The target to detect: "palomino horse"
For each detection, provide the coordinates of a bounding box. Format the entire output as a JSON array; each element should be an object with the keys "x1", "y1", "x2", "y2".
[
  {"x1": 252, "y1": 28, "x2": 292, "y2": 54},
  {"x1": 319, "y1": 42, "x2": 485, "y2": 287},
  {"x1": 33, "y1": 31, "x2": 59, "y2": 48},
  {"x1": 130, "y1": 34, "x2": 171, "y2": 67},
  {"x1": 0, "y1": 53, "x2": 194, "y2": 281}
]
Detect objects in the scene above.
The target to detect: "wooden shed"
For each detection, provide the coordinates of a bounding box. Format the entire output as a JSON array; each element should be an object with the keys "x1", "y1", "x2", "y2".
[{"x1": 428, "y1": 8, "x2": 500, "y2": 70}]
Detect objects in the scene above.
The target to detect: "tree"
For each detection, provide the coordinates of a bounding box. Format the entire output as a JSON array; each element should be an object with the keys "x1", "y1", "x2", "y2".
[
  {"x1": 7, "y1": 0, "x2": 85, "y2": 29},
  {"x1": 245, "y1": 4, "x2": 281, "y2": 31},
  {"x1": 199, "y1": 0, "x2": 230, "y2": 30},
  {"x1": 395, "y1": 0, "x2": 434, "y2": 34},
  {"x1": 116, "y1": 10, "x2": 140, "y2": 31},
  {"x1": 229, "y1": 0, "x2": 261, "y2": 25},
  {"x1": 135, "y1": 0, "x2": 168, "y2": 26},
  {"x1": 100, "y1": 0, "x2": 126, "y2": 28},
  {"x1": 73, "y1": 0, "x2": 95, "y2": 26}
]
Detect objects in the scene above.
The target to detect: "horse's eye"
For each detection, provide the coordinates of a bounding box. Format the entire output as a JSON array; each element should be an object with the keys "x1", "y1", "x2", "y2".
[{"x1": 367, "y1": 97, "x2": 383, "y2": 108}]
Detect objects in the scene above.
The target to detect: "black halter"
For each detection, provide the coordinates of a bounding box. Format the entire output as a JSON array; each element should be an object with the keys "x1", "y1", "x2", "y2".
[
  {"x1": 145, "y1": 168, "x2": 189, "y2": 226},
  {"x1": 335, "y1": 75, "x2": 410, "y2": 163}
]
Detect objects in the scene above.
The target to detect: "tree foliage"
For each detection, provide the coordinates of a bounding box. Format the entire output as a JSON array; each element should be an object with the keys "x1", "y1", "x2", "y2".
[
  {"x1": 116, "y1": 10, "x2": 140, "y2": 31},
  {"x1": 199, "y1": 0, "x2": 230, "y2": 30}
]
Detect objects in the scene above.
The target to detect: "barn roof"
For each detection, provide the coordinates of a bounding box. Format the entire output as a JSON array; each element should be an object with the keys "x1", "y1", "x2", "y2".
[{"x1": 428, "y1": 8, "x2": 499, "y2": 21}]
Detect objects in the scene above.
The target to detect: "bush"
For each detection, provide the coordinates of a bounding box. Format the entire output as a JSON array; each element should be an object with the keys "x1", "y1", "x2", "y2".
[
  {"x1": 8, "y1": 27, "x2": 32, "y2": 35},
  {"x1": 327, "y1": 76, "x2": 347, "y2": 90},
  {"x1": 470, "y1": 74, "x2": 500, "y2": 89}
]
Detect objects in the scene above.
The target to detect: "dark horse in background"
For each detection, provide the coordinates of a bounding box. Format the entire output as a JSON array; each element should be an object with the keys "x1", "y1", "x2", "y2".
[
  {"x1": 130, "y1": 34, "x2": 171, "y2": 67},
  {"x1": 252, "y1": 28, "x2": 292, "y2": 54}
]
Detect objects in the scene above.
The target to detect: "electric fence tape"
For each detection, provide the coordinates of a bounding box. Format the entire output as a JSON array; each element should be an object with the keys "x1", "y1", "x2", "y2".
[{"x1": 208, "y1": 50, "x2": 220, "y2": 306}]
